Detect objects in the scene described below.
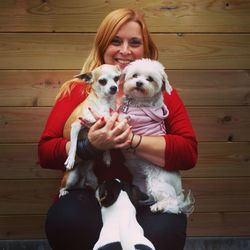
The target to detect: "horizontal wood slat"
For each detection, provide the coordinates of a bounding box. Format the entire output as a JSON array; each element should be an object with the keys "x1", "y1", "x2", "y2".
[
  {"x1": 0, "y1": 142, "x2": 249, "y2": 179},
  {"x1": 0, "y1": 178, "x2": 249, "y2": 215},
  {"x1": 1, "y1": 107, "x2": 249, "y2": 143},
  {"x1": 187, "y1": 212, "x2": 250, "y2": 237},
  {"x1": 0, "y1": 144, "x2": 61, "y2": 179},
  {"x1": 1, "y1": 0, "x2": 250, "y2": 32},
  {"x1": 0, "y1": 70, "x2": 249, "y2": 107},
  {"x1": 0, "y1": 180, "x2": 60, "y2": 215},
  {"x1": 1, "y1": 34, "x2": 250, "y2": 70},
  {"x1": 0, "y1": 212, "x2": 250, "y2": 239},
  {"x1": 182, "y1": 142, "x2": 250, "y2": 178}
]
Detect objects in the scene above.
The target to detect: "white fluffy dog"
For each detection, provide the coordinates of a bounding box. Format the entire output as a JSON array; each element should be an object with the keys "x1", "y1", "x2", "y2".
[
  {"x1": 121, "y1": 59, "x2": 194, "y2": 215},
  {"x1": 59, "y1": 64, "x2": 121, "y2": 197}
]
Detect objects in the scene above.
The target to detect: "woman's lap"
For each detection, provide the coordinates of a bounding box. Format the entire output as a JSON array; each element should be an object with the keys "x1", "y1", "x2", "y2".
[{"x1": 45, "y1": 189, "x2": 187, "y2": 250}]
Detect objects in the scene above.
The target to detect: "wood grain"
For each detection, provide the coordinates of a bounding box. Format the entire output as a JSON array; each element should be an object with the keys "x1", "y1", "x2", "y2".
[
  {"x1": 0, "y1": 70, "x2": 249, "y2": 107},
  {"x1": 0, "y1": 178, "x2": 249, "y2": 215},
  {"x1": 1, "y1": 0, "x2": 250, "y2": 32},
  {"x1": 1, "y1": 34, "x2": 250, "y2": 70},
  {"x1": 1, "y1": 107, "x2": 249, "y2": 143},
  {"x1": 1, "y1": 212, "x2": 249, "y2": 239},
  {"x1": 1, "y1": 142, "x2": 249, "y2": 179},
  {"x1": 0, "y1": 144, "x2": 61, "y2": 179}
]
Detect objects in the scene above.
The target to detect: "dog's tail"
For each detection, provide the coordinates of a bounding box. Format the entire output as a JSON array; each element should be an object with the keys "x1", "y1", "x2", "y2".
[{"x1": 178, "y1": 189, "x2": 195, "y2": 217}]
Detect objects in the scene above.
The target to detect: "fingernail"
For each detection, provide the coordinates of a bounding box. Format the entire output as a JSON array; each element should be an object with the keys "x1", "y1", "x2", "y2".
[
  {"x1": 109, "y1": 108, "x2": 113, "y2": 114},
  {"x1": 101, "y1": 117, "x2": 105, "y2": 122}
]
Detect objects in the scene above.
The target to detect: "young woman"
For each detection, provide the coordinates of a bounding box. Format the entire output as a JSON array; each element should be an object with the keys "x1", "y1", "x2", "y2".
[{"x1": 38, "y1": 8, "x2": 197, "y2": 250}]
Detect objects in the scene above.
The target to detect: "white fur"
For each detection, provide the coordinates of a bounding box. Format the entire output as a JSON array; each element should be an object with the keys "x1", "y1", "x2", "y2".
[
  {"x1": 122, "y1": 59, "x2": 195, "y2": 215},
  {"x1": 94, "y1": 182, "x2": 155, "y2": 250},
  {"x1": 59, "y1": 64, "x2": 121, "y2": 197}
]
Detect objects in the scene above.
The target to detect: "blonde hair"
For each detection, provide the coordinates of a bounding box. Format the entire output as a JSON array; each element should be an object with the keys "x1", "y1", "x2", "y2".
[{"x1": 56, "y1": 8, "x2": 158, "y2": 100}]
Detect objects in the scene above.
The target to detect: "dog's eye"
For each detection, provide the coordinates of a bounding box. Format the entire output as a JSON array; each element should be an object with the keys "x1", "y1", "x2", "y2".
[
  {"x1": 114, "y1": 76, "x2": 120, "y2": 82},
  {"x1": 147, "y1": 76, "x2": 154, "y2": 82},
  {"x1": 132, "y1": 74, "x2": 138, "y2": 78},
  {"x1": 99, "y1": 79, "x2": 107, "y2": 85}
]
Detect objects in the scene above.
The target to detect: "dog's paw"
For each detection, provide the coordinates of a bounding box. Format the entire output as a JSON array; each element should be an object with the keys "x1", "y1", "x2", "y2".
[
  {"x1": 150, "y1": 200, "x2": 180, "y2": 214},
  {"x1": 64, "y1": 155, "x2": 75, "y2": 170}
]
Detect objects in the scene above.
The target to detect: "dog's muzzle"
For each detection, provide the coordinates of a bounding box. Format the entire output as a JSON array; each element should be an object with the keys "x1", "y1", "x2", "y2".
[{"x1": 110, "y1": 86, "x2": 118, "y2": 95}]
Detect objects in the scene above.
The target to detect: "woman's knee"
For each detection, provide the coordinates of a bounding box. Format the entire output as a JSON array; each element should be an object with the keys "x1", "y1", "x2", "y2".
[{"x1": 45, "y1": 189, "x2": 102, "y2": 250}]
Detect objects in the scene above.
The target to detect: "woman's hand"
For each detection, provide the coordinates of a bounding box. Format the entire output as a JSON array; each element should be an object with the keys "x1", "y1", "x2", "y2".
[{"x1": 87, "y1": 112, "x2": 131, "y2": 150}]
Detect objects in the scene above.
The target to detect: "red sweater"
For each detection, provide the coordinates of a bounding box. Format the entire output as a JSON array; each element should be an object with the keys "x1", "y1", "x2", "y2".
[{"x1": 38, "y1": 83, "x2": 197, "y2": 182}]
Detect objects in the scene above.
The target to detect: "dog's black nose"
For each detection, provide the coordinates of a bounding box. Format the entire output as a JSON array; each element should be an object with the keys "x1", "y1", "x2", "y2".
[
  {"x1": 136, "y1": 81, "x2": 143, "y2": 88},
  {"x1": 110, "y1": 86, "x2": 118, "y2": 94}
]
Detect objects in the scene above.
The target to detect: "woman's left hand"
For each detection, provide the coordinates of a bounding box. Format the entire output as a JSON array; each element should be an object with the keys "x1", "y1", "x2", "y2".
[{"x1": 87, "y1": 112, "x2": 131, "y2": 150}]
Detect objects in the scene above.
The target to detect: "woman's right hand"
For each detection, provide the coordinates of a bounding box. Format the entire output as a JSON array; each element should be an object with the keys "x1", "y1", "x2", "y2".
[{"x1": 87, "y1": 112, "x2": 131, "y2": 151}]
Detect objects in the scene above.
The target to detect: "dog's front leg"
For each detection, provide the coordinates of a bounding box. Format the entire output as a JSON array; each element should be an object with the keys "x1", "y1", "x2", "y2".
[{"x1": 64, "y1": 121, "x2": 82, "y2": 170}]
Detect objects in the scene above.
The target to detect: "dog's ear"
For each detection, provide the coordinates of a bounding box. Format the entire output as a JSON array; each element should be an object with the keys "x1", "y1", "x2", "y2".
[
  {"x1": 96, "y1": 180, "x2": 121, "y2": 207},
  {"x1": 162, "y1": 70, "x2": 172, "y2": 95},
  {"x1": 74, "y1": 72, "x2": 93, "y2": 84}
]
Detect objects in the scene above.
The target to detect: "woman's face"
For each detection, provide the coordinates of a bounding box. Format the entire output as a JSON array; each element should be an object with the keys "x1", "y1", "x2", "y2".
[{"x1": 104, "y1": 21, "x2": 144, "y2": 69}]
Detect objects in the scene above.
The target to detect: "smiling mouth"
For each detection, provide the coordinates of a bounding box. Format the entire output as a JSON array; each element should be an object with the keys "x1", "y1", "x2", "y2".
[{"x1": 115, "y1": 58, "x2": 133, "y2": 65}]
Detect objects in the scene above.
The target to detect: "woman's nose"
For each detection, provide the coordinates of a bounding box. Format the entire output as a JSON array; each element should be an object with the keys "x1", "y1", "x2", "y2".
[{"x1": 120, "y1": 42, "x2": 131, "y2": 55}]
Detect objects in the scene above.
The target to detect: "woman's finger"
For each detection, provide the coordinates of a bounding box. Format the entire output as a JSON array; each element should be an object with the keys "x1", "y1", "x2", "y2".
[
  {"x1": 105, "y1": 112, "x2": 119, "y2": 130},
  {"x1": 90, "y1": 116, "x2": 106, "y2": 131},
  {"x1": 114, "y1": 126, "x2": 131, "y2": 144},
  {"x1": 88, "y1": 107, "x2": 100, "y2": 121},
  {"x1": 112, "y1": 119, "x2": 129, "y2": 137}
]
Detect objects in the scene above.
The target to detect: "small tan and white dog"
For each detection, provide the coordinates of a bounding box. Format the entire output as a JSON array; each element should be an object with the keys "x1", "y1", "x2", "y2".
[
  {"x1": 120, "y1": 58, "x2": 194, "y2": 215},
  {"x1": 59, "y1": 64, "x2": 121, "y2": 197}
]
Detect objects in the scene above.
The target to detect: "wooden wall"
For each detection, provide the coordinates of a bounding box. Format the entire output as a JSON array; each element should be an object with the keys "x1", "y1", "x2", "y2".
[{"x1": 0, "y1": 0, "x2": 250, "y2": 239}]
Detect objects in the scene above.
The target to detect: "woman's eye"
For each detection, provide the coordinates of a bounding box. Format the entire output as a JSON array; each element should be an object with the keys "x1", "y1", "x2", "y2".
[
  {"x1": 111, "y1": 37, "x2": 121, "y2": 46},
  {"x1": 132, "y1": 74, "x2": 138, "y2": 78},
  {"x1": 147, "y1": 76, "x2": 154, "y2": 82},
  {"x1": 114, "y1": 76, "x2": 120, "y2": 82},
  {"x1": 99, "y1": 79, "x2": 107, "y2": 85},
  {"x1": 129, "y1": 38, "x2": 142, "y2": 47}
]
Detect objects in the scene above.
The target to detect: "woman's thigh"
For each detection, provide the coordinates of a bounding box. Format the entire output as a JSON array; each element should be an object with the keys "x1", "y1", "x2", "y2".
[
  {"x1": 137, "y1": 207, "x2": 187, "y2": 250},
  {"x1": 45, "y1": 189, "x2": 187, "y2": 250},
  {"x1": 45, "y1": 189, "x2": 102, "y2": 250}
]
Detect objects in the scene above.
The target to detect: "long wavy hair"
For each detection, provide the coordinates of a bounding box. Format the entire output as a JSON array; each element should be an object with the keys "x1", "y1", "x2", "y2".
[{"x1": 56, "y1": 8, "x2": 158, "y2": 100}]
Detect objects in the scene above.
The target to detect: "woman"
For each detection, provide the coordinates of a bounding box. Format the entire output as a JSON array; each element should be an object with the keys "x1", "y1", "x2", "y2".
[{"x1": 38, "y1": 8, "x2": 197, "y2": 250}]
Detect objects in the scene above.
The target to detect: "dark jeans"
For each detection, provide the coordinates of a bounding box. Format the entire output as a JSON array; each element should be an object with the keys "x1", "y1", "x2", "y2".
[{"x1": 45, "y1": 189, "x2": 187, "y2": 250}]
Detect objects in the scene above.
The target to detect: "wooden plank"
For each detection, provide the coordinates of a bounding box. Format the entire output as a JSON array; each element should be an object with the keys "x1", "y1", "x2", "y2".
[
  {"x1": 183, "y1": 178, "x2": 250, "y2": 213},
  {"x1": 0, "y1": 70, "x2": 249, "y2": 107},
  {"x1": 0, "y1": 180, "x2": 60, "y2": 215},
  {"x1": 1, "y1": 106, "x2": 250, "y2": 143},
  {"x1": 0, "y1": 178, "x2": 249, "y2": 215},
  {"x1": 0, "y1": 142, "x2": 249, "y2": 179},
  {"x1": 188, "y1": 106, "x2": 250, "y2": 142},
  {"x1": 0, "y1": 144, "x2": 62, "y2": 179},
  {"x1": 1, "y1": 0, "x2": 250, "y2": 32},
  {"x1": 187, "y1": 212, "x2": 250, "y2": 236},
  {"x1": 1, "y1": 34, "x2": 250, "y2": 70},
  {"x1": 0, "y1": 215, "x2": 46, "y2": 239},
  {"x1": 0, "y1": 212, "x2": 250, "y2": 239},
  {"x1": 183, "y1": 142, "x2": 250, "y2": 178}
]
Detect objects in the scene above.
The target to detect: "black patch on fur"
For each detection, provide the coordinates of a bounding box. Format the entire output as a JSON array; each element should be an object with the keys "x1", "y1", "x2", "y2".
[
  {"x1": 135, "y1": 244, "x2": 154, "y2": 250},
  {"x1": 98, "y1": 242, "x2": 122, "y2": 250},
  {"x1": 97, "y1": 179, "x2": 154, "y2": 208}
]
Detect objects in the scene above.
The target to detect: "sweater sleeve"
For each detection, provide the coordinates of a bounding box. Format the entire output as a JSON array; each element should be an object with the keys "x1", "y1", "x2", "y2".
[
  {"x1": 38, "y1": 84, "x2": 87, "y2": 170},
  {"x1": 163, "y1": 88, "x2": 198, "y2": 171}
]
